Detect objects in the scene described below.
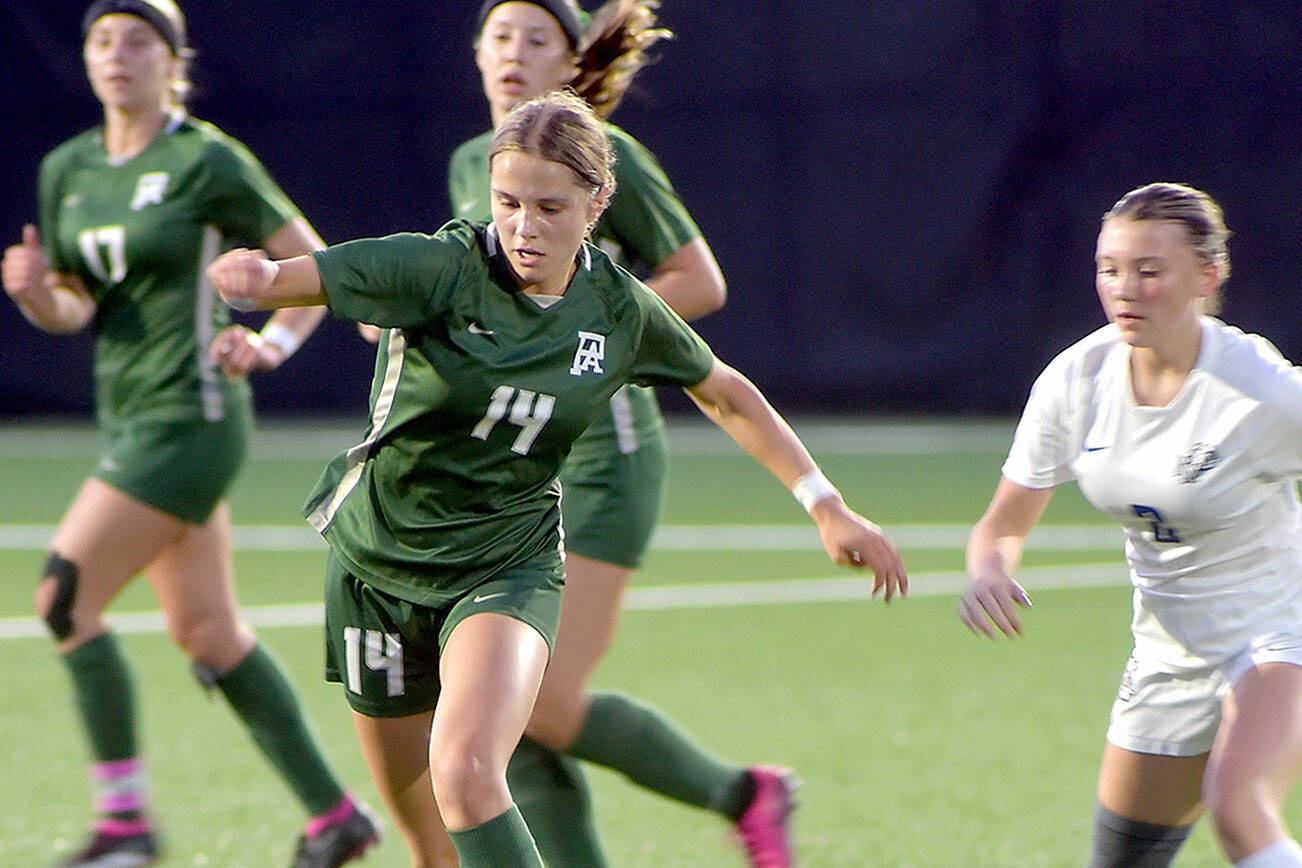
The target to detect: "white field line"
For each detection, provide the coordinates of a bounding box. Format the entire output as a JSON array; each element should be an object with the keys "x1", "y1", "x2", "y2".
[
  {"x1": 0, "y1": 563, "x2": 1126, "y2": 641},
  {"x1": 0, "y1": 523, "x2": 1121, "y2": 552},
  {"x1": 0, "y1": 418, "x2": 1017, "y2": 458}
]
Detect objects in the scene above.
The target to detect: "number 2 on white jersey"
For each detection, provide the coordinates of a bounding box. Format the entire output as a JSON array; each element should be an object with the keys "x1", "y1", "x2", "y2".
[
  {"x1": 1132, "y1": 503, "x2": 1181, "y2": 544},
  {"x1": 472, "y1": 385, "x2": 556, "y2": 455}
]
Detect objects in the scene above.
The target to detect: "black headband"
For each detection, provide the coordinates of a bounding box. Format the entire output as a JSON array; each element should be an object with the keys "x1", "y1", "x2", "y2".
[
  {"x1": 82, "y1": 0, "x2": 182, "y2": 54},
  {"x1": 477, "y1": 0, "x2": 585, "y2": 50}
]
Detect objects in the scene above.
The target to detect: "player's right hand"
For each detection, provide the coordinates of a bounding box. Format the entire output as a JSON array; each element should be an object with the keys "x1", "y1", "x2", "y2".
[
  {"x1": 959, "y1": 570, "x2": 1032, "y2": 638},
  {"x1": 207, "y1": 248, "x2": 279, "y2": 309},
  {"x1": 810, "y1": 498, "x2": 908, "y2": 602},
  {"x1": 2, "y1": 224, "x2": 50, "y2": 304}
]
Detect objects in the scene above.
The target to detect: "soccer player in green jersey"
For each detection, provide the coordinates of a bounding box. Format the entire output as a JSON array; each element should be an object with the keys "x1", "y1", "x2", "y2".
[
  {"x1": 1, "y1": 2, "x2": 379, "y2": 866},
  {"x1": 207, "y1": 90, "x2": 908, "y2": 868},
  {"x1": 448, "y1": 2, "x2": 814, "y2": 865}
]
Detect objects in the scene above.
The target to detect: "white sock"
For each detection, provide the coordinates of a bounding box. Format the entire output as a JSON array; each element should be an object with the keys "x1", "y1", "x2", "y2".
[{"x1": 1235, "y1": 839, "x2": 1302, "y2": 868}]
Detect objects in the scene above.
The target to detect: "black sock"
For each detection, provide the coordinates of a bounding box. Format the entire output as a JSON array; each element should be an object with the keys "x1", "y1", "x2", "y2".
[{"x1": 1088, "y1": 803, "x2": 1193, "y2": 868}]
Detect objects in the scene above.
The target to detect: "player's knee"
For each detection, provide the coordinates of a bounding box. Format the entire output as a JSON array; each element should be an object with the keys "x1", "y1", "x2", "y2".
[
  {"x1": 1203, "y1": 772, "x2": 1274, "y2": 855},
  {"x1": 430, "y1": 739, "x2": 507, "y2": 817},
  {"x1": 1089, "y1": 803, "x2": 1193, "y2": 868},
  {"x1": 166, "y1": 610, "x2": 246, "y2": 664},
  {"x1": 164, "y1": 613, "x2": 209, "y2": 657},
  {"x1": 37, "y1": 551, "x2": 79, "y2": 641},
  {"x1": 524, "y1": 689, "x2": 586, "y2": 749},
  {"x1": 428, "y1": 760, "x2": 479, "y2": 819}
]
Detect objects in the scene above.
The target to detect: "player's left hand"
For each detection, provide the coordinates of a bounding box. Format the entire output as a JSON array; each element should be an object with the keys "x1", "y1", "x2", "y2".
[
  {"x1": 811, "y1": 498, "x2": 908, "y2": 601},
  {"x1": 209, "y1": 324, "x2": 286, "y2": 377}
]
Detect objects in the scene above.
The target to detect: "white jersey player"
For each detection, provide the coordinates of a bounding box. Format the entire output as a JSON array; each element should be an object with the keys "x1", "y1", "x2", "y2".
[{"x1": 962, "y1": 182, "x2": 1302, "y2": 868}]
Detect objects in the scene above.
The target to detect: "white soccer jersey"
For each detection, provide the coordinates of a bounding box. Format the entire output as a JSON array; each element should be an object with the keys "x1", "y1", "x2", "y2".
[{"x1": 1004, "y1": 317, "x2": 1302, "y2": 669}]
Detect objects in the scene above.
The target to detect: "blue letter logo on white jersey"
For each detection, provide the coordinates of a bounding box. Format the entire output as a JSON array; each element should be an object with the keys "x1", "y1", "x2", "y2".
[{"x1": 570, "y1": 331, "x2": 606, "y2": 376}]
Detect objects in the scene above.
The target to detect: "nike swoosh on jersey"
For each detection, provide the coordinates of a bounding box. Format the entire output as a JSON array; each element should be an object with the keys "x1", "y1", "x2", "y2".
[
  {"x1": 467, "y1": 323, "x2": 494, "y2": 335},
  {"x1": 1083, "y1": 444, "x2": 1109, "y2": 452},
  {"x1": 472, "y1": 591, "x2": 508, "y2": 603}
]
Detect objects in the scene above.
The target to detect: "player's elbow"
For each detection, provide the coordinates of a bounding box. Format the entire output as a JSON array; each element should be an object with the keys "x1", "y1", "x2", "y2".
[{"x1": 698, "y1": 273, "x2": 727, "y2": 316}]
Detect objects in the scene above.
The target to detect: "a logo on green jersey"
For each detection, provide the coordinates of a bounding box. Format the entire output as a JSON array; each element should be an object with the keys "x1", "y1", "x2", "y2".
[
  {"x1": 130, "y1": 172, "x2": 170, "y2": 211},
  {"x1": 570, "y1": 331, "x2": 606, "y2": 376}
]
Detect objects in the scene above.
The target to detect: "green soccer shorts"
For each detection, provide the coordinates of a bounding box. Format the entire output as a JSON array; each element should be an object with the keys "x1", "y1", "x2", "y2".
[
  {"x1": 323, "y1": 552, "x2": 564, "y2": 717},
  {"x1": 559, "y1": 404, "x2": 669, "y2": 568},
  {"x1": 93, "y1": 402, "x2": 251, "y2": 525}
]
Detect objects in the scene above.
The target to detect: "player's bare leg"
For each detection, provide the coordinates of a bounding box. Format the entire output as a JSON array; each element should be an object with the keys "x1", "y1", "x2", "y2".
[
  {"x1": 352, "y1": 711, "x2": 456, "y2": 867},
  {"x1": 433, "y1": 612, "x2": 548, "y2": 866},
  {"x1": 1204, "y1": 663, "x2": 1302, "y2": 864},
  {"x1": 1090, "y1": 744, "x2": 1205, "y2": 866},
  {"x1": 523, "y1": 552, "x2": 795, "y2": 868}
]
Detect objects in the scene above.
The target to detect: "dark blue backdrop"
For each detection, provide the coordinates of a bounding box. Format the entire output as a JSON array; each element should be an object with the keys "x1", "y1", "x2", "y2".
[{"x1": 4, "y1": 1, "x2": 1301, "y2": 420}]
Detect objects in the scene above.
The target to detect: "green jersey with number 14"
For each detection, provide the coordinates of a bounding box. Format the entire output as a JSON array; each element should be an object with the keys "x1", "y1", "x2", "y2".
[{"x1": 305, "y1": 220, "x2": 715, "y2": 604}]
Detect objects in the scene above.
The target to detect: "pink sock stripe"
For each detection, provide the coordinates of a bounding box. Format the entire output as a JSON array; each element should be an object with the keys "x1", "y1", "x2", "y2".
[
  {"x1": 95, "y1": 791, "x2": 147, "y2": 814},
  {"x1": 305, "y1": 793, "x2": 354, "y2": 838},
  {"x1": 92, "y1": 758, "x2": 143, "y2": 781},
  {"x1": 95, "y1": 817, "x2": 150, "y2": 836}
]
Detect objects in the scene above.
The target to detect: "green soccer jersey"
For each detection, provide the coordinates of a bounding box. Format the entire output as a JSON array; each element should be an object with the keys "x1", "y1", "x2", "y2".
[
  {"x1": 448, "y1": 122, "x2": 703, "y2": 456},
  {"x1": 36, "y1": 111, "x2": 302, "y2": 426},
  {"x1": 304, "y1": 220, "x2": 715, "y2": 604}
]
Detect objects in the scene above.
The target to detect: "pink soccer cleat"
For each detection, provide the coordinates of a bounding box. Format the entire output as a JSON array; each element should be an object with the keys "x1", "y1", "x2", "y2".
[
  {"x1": 291, "y1": 798, "x2": 382, "y2": 868},
  {"x1": 732, "y1": 765, "x2": 798, "y2": 868}
]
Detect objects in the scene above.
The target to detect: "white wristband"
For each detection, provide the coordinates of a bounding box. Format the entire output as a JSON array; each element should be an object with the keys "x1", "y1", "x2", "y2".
[
  {"x1": 259, "y1": 321, "x2": 302, "y2": 359},
  {"x1": 791, "y1": 470, "x2": 839, "y2": 514}
]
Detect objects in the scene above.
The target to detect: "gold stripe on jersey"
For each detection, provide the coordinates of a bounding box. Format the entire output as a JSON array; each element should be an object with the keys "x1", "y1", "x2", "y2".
[
  {"x1": 610, "y1": 385, "x2": 638, "y2": 455},
  {"x1": 309, "y1": 329, "x2": 408, "y2": 534},
  {"x1": 197, "y1": 224, "x2": 224, "y2": 422}
]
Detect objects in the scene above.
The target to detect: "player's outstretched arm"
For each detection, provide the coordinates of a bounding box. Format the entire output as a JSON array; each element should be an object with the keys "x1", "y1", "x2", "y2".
[
  {"x1": 210, "y1": 219, "x2": 329, "y2": 376},
  {"x1": 960, "y1": 476, "x2": 1052, "y2": 638},
  {"x1": 206, "y1": 247, "x2": 325, "y2": 312},
  {"x1": 685, "y1": 358, "x2": 907, "y2": 600}
]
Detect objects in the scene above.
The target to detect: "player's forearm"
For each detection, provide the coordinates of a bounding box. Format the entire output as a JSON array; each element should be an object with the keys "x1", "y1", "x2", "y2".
[
  {"x1": 15, "y1": 283, "x2": 95, "y2": 334},
  {"x1": 260, "y1": 304, "x2": 328, "y2": 354},
  {"x1": 209, "y1": 251, "x2": 325, "y2": 311},
  {"x1": 965, "y1": 522, "x2": 1027, "y2": 579},
  {"x1": 965, "y1": 477, "x2": 1052, "y2": 580},
  {"x1": 687, "y1": 362, "x2": 819, "y2": 490}
]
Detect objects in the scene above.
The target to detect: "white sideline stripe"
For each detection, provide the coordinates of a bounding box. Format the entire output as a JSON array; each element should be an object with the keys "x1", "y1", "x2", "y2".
[
  {"x1": 0, "y1": 523, "x2": 1121, "y2": 551},
  {"x1": 0, "y1": 563, "x2": 1126, "y2": 641},
  {"x1": 0, "y1": 419, "x2": 1016, "y2": 458}
]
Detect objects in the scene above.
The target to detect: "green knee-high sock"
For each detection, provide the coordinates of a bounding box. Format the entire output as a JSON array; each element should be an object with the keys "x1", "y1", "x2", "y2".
[
  {"x1": 448, "y1": 804, "x2": 543, "y2": 868},
  {"x1": 212, "y1": 643, "x2": 343, "y2": 815},
  {"x1": 567, "y1": 691, "x2": 754, "y2": 819},
  {"x1": 508, "y1": 737, "x2": 608, "y2": 868},
  {"x1": 62, "y1": 632, "x2": 138, "y2": 761}
]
